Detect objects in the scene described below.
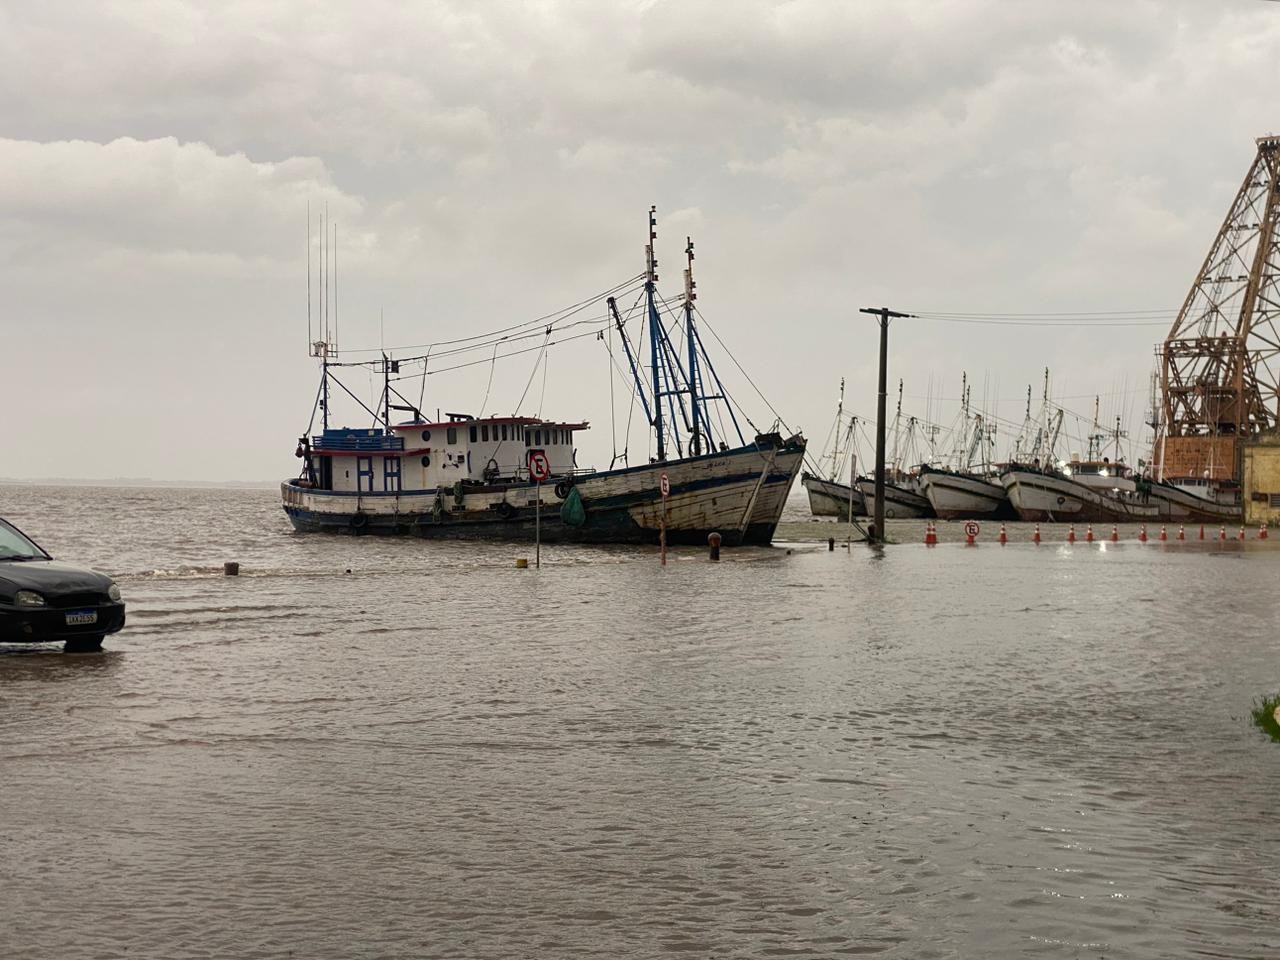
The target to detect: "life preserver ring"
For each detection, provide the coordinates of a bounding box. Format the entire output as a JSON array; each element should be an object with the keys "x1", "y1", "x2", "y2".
[
  {"x1": 349, "y1": 511, "x2": 369, "y2": 531},
  {"x1": 885, "y1": 507, "x2": 897, "y2": 519},
  {"x1": 496, "y1": 500, "x2": 516, "y2": 520},
  {"x1": 554, "y1": 479, "x2": 573, "y2": 500}
]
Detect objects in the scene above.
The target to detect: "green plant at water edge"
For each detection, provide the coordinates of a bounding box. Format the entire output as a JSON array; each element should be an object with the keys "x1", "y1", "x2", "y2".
[{"x1": 1251, "y1": 693, "x2": 1280, "y2": 743}]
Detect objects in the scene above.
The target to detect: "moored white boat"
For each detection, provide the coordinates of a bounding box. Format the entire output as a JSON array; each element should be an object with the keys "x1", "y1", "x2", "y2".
[
  {"x1": 855, "y1": 476, "x2": 933, "y2": 519},
  {"x1": 800, "y1": 472, "x2": 865, "y2": 519},
  {"x1": 919, "y1": 466, "x2": 1010, "y2": 520}
]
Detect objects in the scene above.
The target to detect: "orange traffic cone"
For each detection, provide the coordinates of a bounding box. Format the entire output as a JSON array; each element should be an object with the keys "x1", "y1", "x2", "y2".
[
  {"x1": 998, "y1": 524, "x2": 1007, "y2": 545},
  {"x1": 1177, "y1": 524, "x2": 1185, "y2": 541},
  {"x1": 1067, "y1": 525, "x2": 1076, "y2": 544},
  {"x1": 1110, "y1": 525, "x2": 1119, "y2": 542},
  {"x1": 1086, "y1": 524, "x2": 1094, "y2": 543},
  {"x1": 1033, "y1": 524, "x2": 1041, "y2": 545},
  {"x1": 1139, "y1": 524, "x2": 1148, "y2": 543},
  {"x1": 1159, "y1": 526, "x2": 1167, "y2": 542}
]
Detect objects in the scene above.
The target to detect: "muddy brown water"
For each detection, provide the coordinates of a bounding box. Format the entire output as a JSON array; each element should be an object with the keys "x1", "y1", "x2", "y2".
[{"x1": 2, "y1": 484, "x2": 1279, "y2": 959}]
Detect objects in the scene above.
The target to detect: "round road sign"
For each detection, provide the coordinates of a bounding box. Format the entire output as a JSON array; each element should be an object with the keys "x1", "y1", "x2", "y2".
[
  {"x1": 660, "y1": 472, "x2": 670, "y2": 497},
  {"x1": 964, "y1": 521, "x2": 980, "y2": 538},
  {"x1": 529, "y1": 451, "x2": 551, "y2": 483}
]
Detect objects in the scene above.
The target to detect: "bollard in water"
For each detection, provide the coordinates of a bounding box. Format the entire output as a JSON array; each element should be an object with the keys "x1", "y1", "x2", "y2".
[
  {"x1": 708, "y1": 531, "x2": 722, "y2": 561},
  {"x1": 223, "y1": 561, "x2": 239, "y2": 576},
  {"x1": 827, "y1": 536, "x2": 835, "y2": 552}
]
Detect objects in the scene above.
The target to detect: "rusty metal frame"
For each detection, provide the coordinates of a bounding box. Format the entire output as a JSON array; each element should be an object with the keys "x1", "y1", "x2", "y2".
[{"x1": 1158, "y1": 136, "x2": 1280, "y2": 479}]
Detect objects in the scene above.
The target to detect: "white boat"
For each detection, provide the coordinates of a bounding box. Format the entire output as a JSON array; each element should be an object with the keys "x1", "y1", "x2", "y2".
[
  {"x1": 919, "y1": 466, "x2": 1010, "y2": 520},
  {"x1": 800, "y1": 472, "x2": 865, "y2": 519},
  {"x1": 800, "y1": 382, "x2": 865, "y2": 519},
  {"x1": 855, "y1": 475, "x2": 933, "y2": 519},
  {"x1": 282, "y1": 209, "x2": 806, "y2": 546}
]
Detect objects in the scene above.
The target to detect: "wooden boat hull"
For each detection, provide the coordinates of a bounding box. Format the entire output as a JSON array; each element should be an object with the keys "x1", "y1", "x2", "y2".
[
  {"x1": 800, "y1": 472, "x2": 866, "y2": 519},
  {"x1": 1002, "y1": 469, "x2": 1245, "y2": 524},
  {"x1": 282, "y1": 434, "x2": 806, "y2": 546},
  {"x1": 919, "y1": 469, "x2": 1011, "y2": 520},
  {"x1": 855, "y1": 478, "x2": 934, "y2": 519}
]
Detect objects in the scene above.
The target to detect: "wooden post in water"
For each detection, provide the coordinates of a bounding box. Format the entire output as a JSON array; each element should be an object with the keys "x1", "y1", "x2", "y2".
[
  {"x1": 660, "y1": 471, "x2": 670, "y2": 565},
  {"x1": 535, "y1": 479, "x2": 541, "y2": 569},
  {"x1": 859, "y1": 307, "x2": 913, "y2": 544}
]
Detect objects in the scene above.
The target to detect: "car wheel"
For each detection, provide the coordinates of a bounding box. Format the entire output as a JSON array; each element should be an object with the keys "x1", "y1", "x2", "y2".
[{"x1": 64, "y1": 635, "x2": 104, "y2": 654}]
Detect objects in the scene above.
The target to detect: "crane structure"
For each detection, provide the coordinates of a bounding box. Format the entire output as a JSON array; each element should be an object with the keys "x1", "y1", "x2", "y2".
[{"x1": 1157, "y1": 135, "x2": 1280, "y2": 482}]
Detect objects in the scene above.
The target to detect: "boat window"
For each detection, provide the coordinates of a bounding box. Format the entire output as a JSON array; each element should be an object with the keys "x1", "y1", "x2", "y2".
[
  {"x1": 501, "y1": 424, "x2": 508, "y2": 441},
  {"x1": 482, "y1": 424, "x2": 489, "y2": 442},
  {"x1": 525, "y1": 430, "x2": 531, "y2": 446},
  {"x1": 421, "y1": 430, "x2": 430, "y2": 442},
  {"x1": 447, "y1": 427, "x2": 457, "y2": 445},
  {"x1": 421, "y1": 455, "x2": 430, "y2": 468},
  {"x1": 470, "y1": 425, "x2": 478, "y2": 443}
]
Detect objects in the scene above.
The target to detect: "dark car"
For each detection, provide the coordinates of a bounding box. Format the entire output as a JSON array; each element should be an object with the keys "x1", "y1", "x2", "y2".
[{"x1": 0, "y1": 517, "x2": 125, "y2": 652}]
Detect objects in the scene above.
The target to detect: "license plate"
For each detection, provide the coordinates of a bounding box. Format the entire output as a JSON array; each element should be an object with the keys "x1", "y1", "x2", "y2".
[{"x1": 65, "y1": 610, "x2": 98, "y2": 626}]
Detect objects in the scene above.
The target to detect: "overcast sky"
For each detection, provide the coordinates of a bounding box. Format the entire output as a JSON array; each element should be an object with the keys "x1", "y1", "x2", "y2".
[{"x1": 3, "y1": 0, "x2": 1279, "y2": 482}]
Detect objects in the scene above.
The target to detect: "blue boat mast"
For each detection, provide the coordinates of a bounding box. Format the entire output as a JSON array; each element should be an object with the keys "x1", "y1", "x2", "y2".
[{"x1": 645, "y1": 207, "x2": 668, "y2": 462}]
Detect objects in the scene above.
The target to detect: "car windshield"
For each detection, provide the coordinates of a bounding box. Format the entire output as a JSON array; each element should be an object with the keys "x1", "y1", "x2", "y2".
[{"x1": 0, "y1": 519, "x2": 50, "y2": 561}]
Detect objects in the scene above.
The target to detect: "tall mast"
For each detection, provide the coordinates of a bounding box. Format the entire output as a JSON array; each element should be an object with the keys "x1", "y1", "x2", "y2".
[
  {"x1": 684, "y1": 236, "x2": 704, "y2": 456},
  {"x1": 646, "y1": 206, "x2": 666, "y2": 462},
  {"x1": 831, "y1": 378, "x2": 845, "y2": 480},
  {"x1": 320, "y1": 208, "x2": 330, "y2": 430}
]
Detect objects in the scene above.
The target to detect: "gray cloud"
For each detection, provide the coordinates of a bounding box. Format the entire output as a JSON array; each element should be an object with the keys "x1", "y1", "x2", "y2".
[{"x1": 2, "y1": 0, "x2": 1278, "y2": 481}]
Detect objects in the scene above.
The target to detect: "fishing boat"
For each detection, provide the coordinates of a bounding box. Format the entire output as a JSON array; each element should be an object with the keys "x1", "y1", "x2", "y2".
[
  {"x1": 853, "y1": 385, "x2": 935, "y2": 519},
  {"x1": 919, "y1": 464, "x2": 1010, "y2": 520},
  {"x1": 918, "y1": 390, "x2": 1012, "y2": 519},
  {"x1": 800, "y1": 380, "x2": 866, "y2": 519},
  {"x1": 281, "y1": 209, "x2": 806, "y2": 546}
]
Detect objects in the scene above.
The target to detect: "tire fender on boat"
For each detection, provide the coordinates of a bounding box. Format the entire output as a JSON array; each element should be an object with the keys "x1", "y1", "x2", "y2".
[
  {"x1": 496, "y1": 500, "x2": 516, "y2": 520},
  {"x1": 554, "y1": 479, "x2": 573, "y2": 500},
  {"x1": 349, "y1": 511, "x2": 369, "y2": 531}
]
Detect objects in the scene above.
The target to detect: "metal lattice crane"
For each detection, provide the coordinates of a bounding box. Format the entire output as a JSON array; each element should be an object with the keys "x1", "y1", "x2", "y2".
[{"x1": 1157, "y1": 135, "x2": 1280, "y2": 482}]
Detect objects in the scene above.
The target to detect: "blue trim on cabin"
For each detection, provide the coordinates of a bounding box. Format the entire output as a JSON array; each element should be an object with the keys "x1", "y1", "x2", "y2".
[
  {"x1": 356, "y1": 456, "x2": 375, "y2": 492},
  {"x1": 315, "y1": 427, "x2": 405, "y2": 452}
]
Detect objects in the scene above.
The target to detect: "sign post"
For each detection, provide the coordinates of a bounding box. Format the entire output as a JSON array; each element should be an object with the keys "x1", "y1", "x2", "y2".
[
  {"x1": 529, "y1": 452, "x2": 552, "y2": 568},
  {"x1": 660, "y1": 472, "x2": 670, "y2": 565}
]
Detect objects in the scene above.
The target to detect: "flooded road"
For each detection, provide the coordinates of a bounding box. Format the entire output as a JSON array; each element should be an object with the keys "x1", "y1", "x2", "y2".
[{"x1": 2, "y1": 484, "x2": 1279, "y2": 959}]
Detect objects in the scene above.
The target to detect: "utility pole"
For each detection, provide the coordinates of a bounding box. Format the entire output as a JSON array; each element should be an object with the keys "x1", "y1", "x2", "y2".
[{"x1": 859, "y1": 307, "x2": 914, "y2": 544}]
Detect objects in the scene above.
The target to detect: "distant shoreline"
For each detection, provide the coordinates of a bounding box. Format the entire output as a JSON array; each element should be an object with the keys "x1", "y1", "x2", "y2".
[{"x1": 0, "y1": 478, "x2": 278, "y2": 490}]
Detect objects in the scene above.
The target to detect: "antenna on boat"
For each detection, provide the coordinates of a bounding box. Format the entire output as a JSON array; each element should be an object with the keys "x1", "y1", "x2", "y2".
[
  {"x1": 645, "y1": 205, "x2": 667, "y2": 462},
  {"x1": 307, "y1": 200, "x2": 312, "y2": 355},
  {"x1": 684, "y1": 235, "x2": 707, "y2": 455},
  {"x1": 334, "y1": 219, "x2": 339, "y2": 356}
]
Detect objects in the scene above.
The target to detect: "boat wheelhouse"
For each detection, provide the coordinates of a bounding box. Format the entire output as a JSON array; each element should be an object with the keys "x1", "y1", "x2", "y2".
[{"x1": 297, "y1": 416, "x2": 586, "y2": 495}]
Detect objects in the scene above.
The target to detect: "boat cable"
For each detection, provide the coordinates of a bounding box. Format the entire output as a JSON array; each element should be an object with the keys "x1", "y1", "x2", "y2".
[
  {"x1": 336, "y1": 275, "x2": 645, "y2": 357},
  {"x1": 514, "y1": 328, "x2": 553, "y2": 415},
  {"x1": 912, "y1": 311, "x2": 1172, "y2": 327}
]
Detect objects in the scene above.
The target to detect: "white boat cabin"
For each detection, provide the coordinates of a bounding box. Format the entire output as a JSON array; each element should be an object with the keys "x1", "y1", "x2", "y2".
[{"x1": 300, "y1": 414, "x2": 587, "y2": 493}]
